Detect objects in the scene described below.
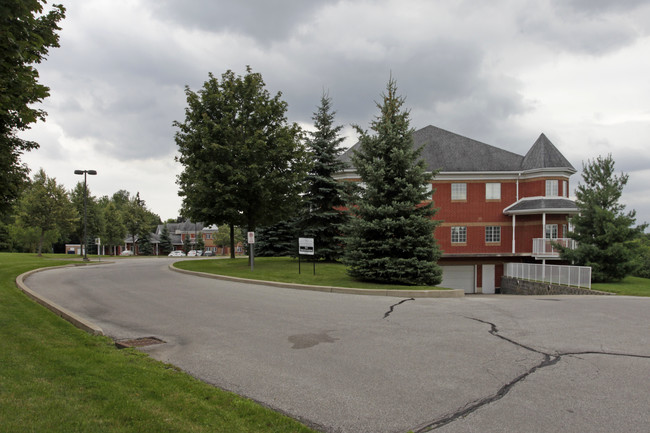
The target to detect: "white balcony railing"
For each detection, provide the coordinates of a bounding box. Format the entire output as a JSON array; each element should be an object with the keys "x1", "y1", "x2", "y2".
[{"x1": 532, "y1": 238, "x2": 576, "y2": 257}]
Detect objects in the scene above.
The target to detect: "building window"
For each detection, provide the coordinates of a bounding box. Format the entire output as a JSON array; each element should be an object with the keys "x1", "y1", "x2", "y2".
[
  {"x1": 451, "y1": 183, "x2": 467, "y2": 200},
  {"x1": 545, "y1": 224, "x2": 558, "y2": 239},
  {"x1": 563, "y1": 180, "x2": 568, "y2": 197},
  {"x1": 451, "y1": 226, "x2": 467, "y2": 243},
  {"x1": 486, "y1": 183, "x2": 501, "y2": 200},
  {"x1": 485, "y1": 226, "x2": 501, "y2": 243},
  {"x1": 546, "y1": 180, "x2": 558, "y2": 197}
]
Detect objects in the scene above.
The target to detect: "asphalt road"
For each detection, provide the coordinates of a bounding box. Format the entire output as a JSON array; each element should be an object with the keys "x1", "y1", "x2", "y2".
[{"x1": 24, "y1": 258, "x2": 650, "y2": 433}]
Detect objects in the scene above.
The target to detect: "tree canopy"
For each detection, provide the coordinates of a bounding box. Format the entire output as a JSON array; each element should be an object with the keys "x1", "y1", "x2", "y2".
[
  {"x1": 342, "y1": 78, "x2": 443, "y2": 285},
  {"x1": 174, "y1": 67, "x2": 307, "y2": 257},
  {"x1": 561, "y1": 154, "x2": 646, "y2": 282},
  {"x1": 0, "y1": 0, "x2": 65, "y2": 218},
  {"x1": 14, "y1": 168, "x2": 76, "y2": 255},
  {"x1": 295, "y1": 92, "x2": 349, "y2": 261}
]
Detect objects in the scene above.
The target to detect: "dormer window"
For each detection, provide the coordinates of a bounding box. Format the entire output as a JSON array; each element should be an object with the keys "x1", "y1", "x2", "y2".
[{"x1": 546, "y1": 180, "x2": 558, "y2": 197}]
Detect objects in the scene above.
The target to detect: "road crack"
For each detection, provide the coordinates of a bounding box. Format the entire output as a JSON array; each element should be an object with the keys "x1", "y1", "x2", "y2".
[
  {"x1": 383, "y1": 298, "x2": 415, "y2": 319},
  {"x1": 411, "y1": 317, "x2": 650, "y2": 432}
]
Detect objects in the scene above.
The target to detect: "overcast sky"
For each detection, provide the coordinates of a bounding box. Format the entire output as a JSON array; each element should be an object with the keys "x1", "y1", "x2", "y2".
[{"x1": 21, "y1": 0, "x2": 650, "y2": 226}]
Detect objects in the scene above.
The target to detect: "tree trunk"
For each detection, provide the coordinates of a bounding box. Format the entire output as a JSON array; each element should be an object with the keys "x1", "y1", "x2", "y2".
[
  {"x1": 229, "y1": 224, "x2": 235, "y2": 259},
  {"x1": 37, "y1": 231, "x2": 44, "y2": 257}
]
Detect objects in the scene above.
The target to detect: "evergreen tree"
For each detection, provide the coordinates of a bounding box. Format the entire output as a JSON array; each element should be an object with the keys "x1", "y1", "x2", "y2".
[
  {"x1": 159, "y1": 223, "x2": 173, "y2": 255},
  {"x1": 136, "y1": 227, "x2": 153, "y2": 256},
  {"x1": 183, "y1": 235, "x2": 192, "y2": 254},
  {"x1": 70, "y1": 182, "x2": 103, "y2": 253},
  {"x1": 561, "y1": 154, "x2": 646, "y2": 282},
  {"x1": 342, "y1": 78, "x2": 443, "y2": 285},
  {"x1": 196, "y1": 234, "x2": 205, "y2": 252},
  {"x1": 296, "y1": 93, "x2": 348, "y2": 261},
  {"x1": 256, "y1": 220, "x2": 297, "y2": 257}
]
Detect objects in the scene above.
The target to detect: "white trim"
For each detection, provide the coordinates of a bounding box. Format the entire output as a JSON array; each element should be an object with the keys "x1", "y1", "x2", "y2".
[{"x1": 334, "y1": 168, "x2": 575, "y2": 182}]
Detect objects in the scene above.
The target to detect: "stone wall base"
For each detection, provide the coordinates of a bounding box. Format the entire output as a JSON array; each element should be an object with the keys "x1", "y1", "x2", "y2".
[{"x1": 501, "y1": 276, "x2": 612, "y2": 296}]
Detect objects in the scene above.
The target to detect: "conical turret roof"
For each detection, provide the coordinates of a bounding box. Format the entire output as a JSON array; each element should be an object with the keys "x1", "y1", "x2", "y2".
[{"x1": 521, "y1": 133, "x2": 575, "y2": 171}]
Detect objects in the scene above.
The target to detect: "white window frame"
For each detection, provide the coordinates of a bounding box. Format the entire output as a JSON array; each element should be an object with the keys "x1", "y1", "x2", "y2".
[
  {"x1": 451, "y1": 183, "x2": 467, "y2": 200},
  {"x1": 563, "y1": 180, "x2": 568, "y2": 197},
  {"x1": 451, "y1": 226, "x2": 467, "y2": 243},
  {"x1": 485, "y1": 226, "x2": 501, "y2": 243},
  {"x1": 546, "y1": 180, "x2": 559, "y2": 197},
  {"x1": 486, "y1": 183, "x2": 501, "y2": 200},
  {"x1": 545, "y1": 224, "x2": 558, "y2": 239}
]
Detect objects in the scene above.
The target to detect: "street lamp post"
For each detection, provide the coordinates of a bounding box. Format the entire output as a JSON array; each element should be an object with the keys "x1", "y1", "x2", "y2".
[{"x1": 74, "y1": 169, "x2": 97, "y2": 261}]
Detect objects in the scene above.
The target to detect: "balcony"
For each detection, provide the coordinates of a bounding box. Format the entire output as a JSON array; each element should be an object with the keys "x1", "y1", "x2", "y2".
[{"x1": 532, "y1": 238, "x2": 576, "y2": 258}]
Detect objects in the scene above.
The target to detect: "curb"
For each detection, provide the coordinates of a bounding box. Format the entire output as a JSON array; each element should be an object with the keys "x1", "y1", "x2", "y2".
[
  {"x1": 169, "y1": 264, "x2": 465, "y2": 298},
  {"x1": 16, "y1": 264, "x2": 105, "y2": 336}
]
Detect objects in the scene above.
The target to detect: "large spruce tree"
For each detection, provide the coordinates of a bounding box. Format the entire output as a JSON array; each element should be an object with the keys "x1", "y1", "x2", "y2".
[
  {"x1": 296, "y1": 93, "x2": 348, "y2": 261},
  {"x1": 561, "y1": 154, "x2": 646, "y2": 282},
  {"x1": 342, "y1": 78, "x2": 442, "y2": 285}
]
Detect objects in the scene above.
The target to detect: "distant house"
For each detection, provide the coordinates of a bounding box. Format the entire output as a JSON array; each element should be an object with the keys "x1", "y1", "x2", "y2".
[
  {"x1": 125, "y1": 221, "x2": 242, "y2": 256},
  {"x1": 336, "y1": 125, "x2": 578, "y2": 294}
]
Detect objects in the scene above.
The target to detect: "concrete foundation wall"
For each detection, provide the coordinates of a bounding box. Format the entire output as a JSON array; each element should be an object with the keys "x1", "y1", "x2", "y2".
[{"x1": 501, "y1": 276, "x2": 612, "y2": 296}]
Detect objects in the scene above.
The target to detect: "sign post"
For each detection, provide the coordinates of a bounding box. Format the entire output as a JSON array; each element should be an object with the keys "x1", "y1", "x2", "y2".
[
  {"x1": 247, "y1": 231, "x2": 255, "y2": 271},
  {"x1": 95, "y1": 237, "x2": 101, "y2": 261},
  {"x1": 298, "y1": 238, "x2": 315, "y2": 275}
]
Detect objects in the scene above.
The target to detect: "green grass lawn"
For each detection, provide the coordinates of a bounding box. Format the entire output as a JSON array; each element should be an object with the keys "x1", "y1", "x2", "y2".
[
  {"x1": 175, "y1": 256, "x2": 451, "y2": 290},
  {"x1": 592, "y1": 276, "x2": 650, "y2": 296},
  {"x1": 0, "y1": 253, "x2": 316, "y2": 433}
]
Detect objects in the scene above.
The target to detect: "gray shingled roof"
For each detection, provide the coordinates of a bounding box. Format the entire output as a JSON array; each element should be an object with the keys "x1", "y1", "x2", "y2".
[
  {"x1": 503, "y1": 198, "x2": 579, "y2": 215},
  {"x1": 521, "y1": 133, "x2": 576, "y2": 171},
  {"x1": 339, "y1": 125, "x2": 574, "y2": 173}
]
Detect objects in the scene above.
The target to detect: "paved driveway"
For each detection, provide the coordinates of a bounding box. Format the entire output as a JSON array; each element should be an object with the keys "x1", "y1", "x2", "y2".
[{"x1": 24, "y1": 258, "x2": 650, "y2": 433}]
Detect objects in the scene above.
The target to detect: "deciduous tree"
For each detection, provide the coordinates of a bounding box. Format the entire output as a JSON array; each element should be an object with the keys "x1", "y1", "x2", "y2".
[
  {"x1": 0, "y1": 0, "x2": 65, "y2": 218},
  {"x1": 14, "y1": 169, "x2": 76, "y2": 255},
  {"x1": 174, "y1": 67, "x2": 307, "y2": 258}
]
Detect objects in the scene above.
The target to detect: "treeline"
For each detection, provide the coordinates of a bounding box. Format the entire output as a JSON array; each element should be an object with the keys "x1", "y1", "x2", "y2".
[{"x1": 0, "y1": 168, "x2": 160, "y2": 255}]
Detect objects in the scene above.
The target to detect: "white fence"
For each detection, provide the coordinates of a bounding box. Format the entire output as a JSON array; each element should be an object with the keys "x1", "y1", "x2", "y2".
[
  {"x1": 532, "y1": 238, "x2": 577, "y2": 256},
  {"x1": 505, "y1": 263, "x2": 592, "y2": 289}
]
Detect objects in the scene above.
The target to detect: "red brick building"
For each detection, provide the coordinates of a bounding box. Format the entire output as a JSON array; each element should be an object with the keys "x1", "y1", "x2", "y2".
[{"x1": 337, "y1": 125, "x2": 578, "y2": 293}]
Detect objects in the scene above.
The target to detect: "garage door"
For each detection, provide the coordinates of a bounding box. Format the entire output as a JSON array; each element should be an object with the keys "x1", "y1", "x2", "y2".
[{"x1": 440, "y1": 266, "x2": 475, "y2": 293}]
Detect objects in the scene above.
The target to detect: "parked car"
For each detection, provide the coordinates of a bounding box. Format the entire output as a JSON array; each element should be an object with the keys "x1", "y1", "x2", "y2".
[
  {"x1": 120, "y1": 250, "x2": 134, "y2": 256},
  {"x1": 168, "y1": 250, "x2": 186, "y2": 257},
  {"x1": 203, "y1": 250, "x2": 213, "y2": 256},
  {"x1": 187, "y1": 250, "x2": 197, "y2": 257}
]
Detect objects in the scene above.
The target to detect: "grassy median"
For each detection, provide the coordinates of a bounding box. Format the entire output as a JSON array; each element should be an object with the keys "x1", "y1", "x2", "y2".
[
  {"x1": 0, "y1": 253, "x2": 316, "y2": 433},
  {"x1": 174, "y1": 256, "x2": 451, "y2": 290}
]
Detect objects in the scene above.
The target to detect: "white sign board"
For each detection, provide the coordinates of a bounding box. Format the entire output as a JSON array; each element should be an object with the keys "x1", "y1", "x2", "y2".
[
  {"x1": 298, "y1": 237, "x2": 315, "y2": 255},
  {"x1": 247, "y1": 232, "x2": 255, "y2": 244},
  {"x1": 95, "y1": 237, "x2": 101, "y2": 245}
]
